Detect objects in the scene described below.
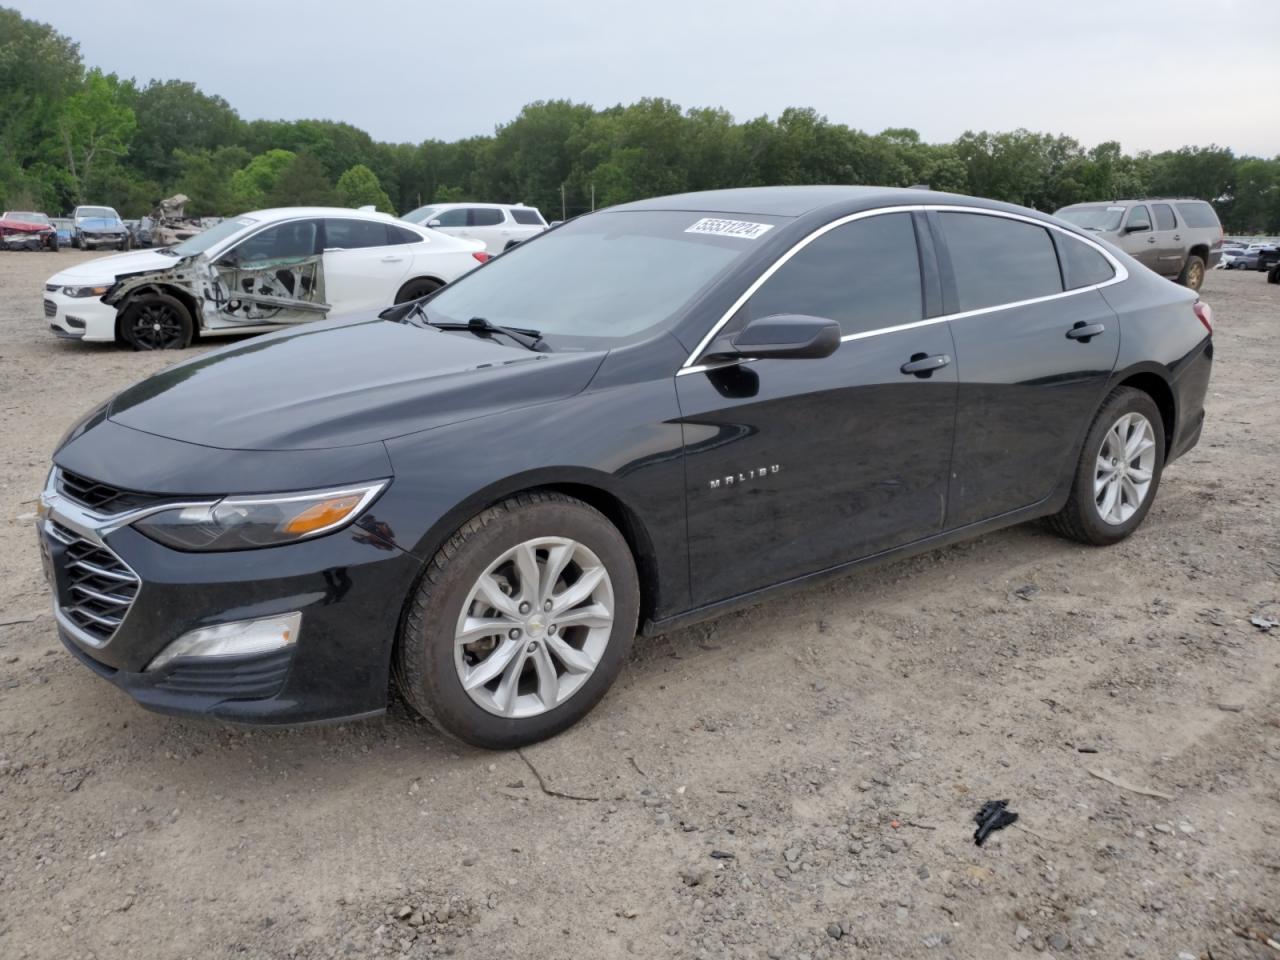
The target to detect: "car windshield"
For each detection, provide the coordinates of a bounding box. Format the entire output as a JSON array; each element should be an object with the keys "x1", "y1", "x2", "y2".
[
  {"x1": 422, "y1": 210, "x2": 780, "y2": 344},
  {"x1": 6, "y1": 212, "x2": 48, "y2": 224},
  {"x1": 1056, "y1": 206, "x2": 1125, "y2": 232},
  {"x1": 77, "y1": 207, "x2": 117, "y2": 220},
  {"x1": 402, "y1": 205, "x2": 437, "y2": 225},
  {"x1": 169, "y1": 216, "x2": 258, "y2": 256}
]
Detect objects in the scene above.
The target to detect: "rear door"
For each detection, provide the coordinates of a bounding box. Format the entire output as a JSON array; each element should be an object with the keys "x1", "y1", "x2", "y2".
[
  {"x1": 678, "y1": 211, "x2": 958, "y2": 604},
  {"x1": 1150, "y1": 203, "x2": 1184, "y2": 276},
  {"x1": 935, "y1": 210, "x2": 1120, "y2": 527},
  {"x1": 322, "y1": 218, "x2": 413, "y2": 312},
  {"x1": 467, "y1": 207, "x2": 508, "y2": 252}
]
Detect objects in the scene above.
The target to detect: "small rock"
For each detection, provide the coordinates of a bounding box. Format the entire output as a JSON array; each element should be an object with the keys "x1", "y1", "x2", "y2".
[
  {"x1": 1217, "y1": 702, "x2": 1245, "y2": 713},
  {"x1": 784, "y1": 847, "x2": 801, "y2": 863},
  {"x1": 394, "y1": 905, "x2": 412, "y2": 921},
  {"x1": 825, "y1": 923, "x2": 843, "y2": 940},
  {"x1": 1047, "y1": 931, "x2": 1069, "y2": 951},
  {"x1": 1015, "y1": 924, "x2": 1032, "y2": 943},
  {"x1": 1152, "y1": 822, "x2": 1173, "y2": 834},
  {"x1": 916, "y1": 865, "x2": 930, "y2": 880},
  {"x1": 709, "y1": 850, "x2": 734, "y2": 860},
  {"x1": 461, "y1": 857, "x2": 477, "y2": 867}
]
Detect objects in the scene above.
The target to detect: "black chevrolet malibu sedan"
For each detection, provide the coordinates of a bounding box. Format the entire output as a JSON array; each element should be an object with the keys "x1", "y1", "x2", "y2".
[{"x1": 38, "y1": 186, "x2": 1214, "y2": 748}]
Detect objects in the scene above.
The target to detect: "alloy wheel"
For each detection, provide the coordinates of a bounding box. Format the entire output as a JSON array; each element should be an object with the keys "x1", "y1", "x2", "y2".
[
  {"x1": 1187, "y1": 260, "x2": 1203, "y2": 288},
  {"x1": 1094, "y1": 412, "x2": 1156, "y2": 525},
  {"x1": 129, "y1": 302, "x2": 186, "y2": 349},
  {"x1": 454, "y1": 537, "x2": 615, "y2": 718}
]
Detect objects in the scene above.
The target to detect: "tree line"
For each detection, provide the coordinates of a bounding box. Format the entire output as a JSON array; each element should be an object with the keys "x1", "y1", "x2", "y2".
[{"x1": 3, "y1": 7, "x2": 1278, "y2": 233}]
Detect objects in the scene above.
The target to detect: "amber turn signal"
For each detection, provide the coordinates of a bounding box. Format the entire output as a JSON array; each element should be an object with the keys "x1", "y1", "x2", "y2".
[{"x1": 281, "y1": 494, "x2": 364, "y2": 535}]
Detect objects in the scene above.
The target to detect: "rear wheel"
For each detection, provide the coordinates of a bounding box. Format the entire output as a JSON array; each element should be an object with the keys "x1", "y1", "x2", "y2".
[
  {"x1": 395, "y1": 491, "x2": 639, "y2": 749},
  {"x1": 120, "y1": 293, "x2": 194, "y2": 350},
  {"x1": 393, "y1": 277, "x2": 442, "y2": 304},
  {"x1": 1178, "y1": 254, "x2": 1205, "y2": 290},
  {"x1": 1047, "y1": 387, "x2": 1165, "y2": 546}
]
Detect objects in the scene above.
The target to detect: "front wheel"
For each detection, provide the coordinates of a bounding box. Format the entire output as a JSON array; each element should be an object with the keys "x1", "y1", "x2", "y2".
[
  {"x1": 395, "y1": 492, "x2": 639, "y2": 749},
  {"x1": 1047, "y1": 387, "x2": 1165, "y2": 546},
  {"x1": 119, "y1": 293, "x2": 194, "y2": 350},
  {"x1": 1178, "y1": 254, "x2": 1205, "y2": 290}
]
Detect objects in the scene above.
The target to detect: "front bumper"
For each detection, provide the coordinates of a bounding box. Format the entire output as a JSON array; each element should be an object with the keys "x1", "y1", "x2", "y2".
[
  {"x1": 44, "y1": 290, "x2": 119, "y2": 342},
  {"x1": 78, "y1": 232, "x2": 126, "y2": 248},
  {"x1": 39, "y1": 471, "x2": 423, "y2": 724}
]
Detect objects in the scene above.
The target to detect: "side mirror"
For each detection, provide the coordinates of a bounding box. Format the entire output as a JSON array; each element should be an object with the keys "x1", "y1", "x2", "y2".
[
  {"x1": 426, "y1": 219, "x2": 442, "y2": 228},
  {"x1": 1124, "y1": 222, "x2": 1148, "y2": 234},
  {"x1": 706, "y1": 314, "x2": 841, "y2": 362}
]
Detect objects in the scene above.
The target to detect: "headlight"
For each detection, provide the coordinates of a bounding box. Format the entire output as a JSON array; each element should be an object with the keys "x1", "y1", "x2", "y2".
[
  {"x1": 133, "y1": 481, "x2": 388, "y2": 551},
  {"x1": 62, "y1": 284, "x2": 112, "y2": 298}
]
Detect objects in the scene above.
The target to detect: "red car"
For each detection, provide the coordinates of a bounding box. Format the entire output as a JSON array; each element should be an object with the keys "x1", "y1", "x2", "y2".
[{"x1": 0, "y1": 211, "x2": 59, "y2": 251}]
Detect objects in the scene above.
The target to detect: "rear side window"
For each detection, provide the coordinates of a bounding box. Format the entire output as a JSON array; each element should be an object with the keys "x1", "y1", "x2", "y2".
[
  {"x1": 937, "y1": 212, "x2": 1062, "y2": 312},
  {"x1": 470, "y1": 208, "x2": 505, "y2": 227},
  {"x1": 1175, "y1": 201, "x2": 1220, "y2": 228},
  {"x1": 1055, "y1": 234, "x2": 1115, "y2": 290},
  {"x1": 510, "y1": 208, "x2": 545, "y2": 226},
  {"x1": 1125, "y1": 205, "x2": 1151, "y2": 232},
  {"x1": 388, "y1": 224, "x2": 423, "y2": 245},
  {"x1": 745, "y1": 212, "x2": 922, "y2": 337},
  {"x1": 1153, "y1": 204, "x2": 1177, "y2": 231},
  {"x1": 324, "y1": 219, "x2": 388, "y2": 250},
  {"x1": 432, "y1": 208, "x2": 468, "y2": 227}
]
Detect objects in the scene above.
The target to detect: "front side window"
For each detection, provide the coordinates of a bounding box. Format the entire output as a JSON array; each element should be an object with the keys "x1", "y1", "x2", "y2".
[
  {"x1": 422, "y1": 209, "x2": 775, "y2": 345},
  {"x1": 1056, "y1": 234, "x2": 1116, "y2": 290},
  {"x1": 1153, "y1": 204, "x2": 1177, "y2": 231},
  {"x1": 470, "y1": 208, "x2": 504, "y2": 227},
  {"x1": 324, "y1": 218, "x2": 389, "y2": 250},
  {"x1": 432, "y1": 208, "x2": 468, "y2": 227},
  {"x1": 938, "y1": 212, "x2": 1063, "y2": 312},
  {"x1": 1125, "y1": 205, "x2": 1152, "y2": 232},
  {"x1": 743, "y1": 213, "x2": 922, "y2": 337},
  {"x1": 171, "y1": 216, "x2": 257, "y2": 256},
  {"x1": 227, "y1": 219, "x2": 320, "y2": 264},
  {"x1": 510, "y1": 208, "x2": 545, "y2": 226}
]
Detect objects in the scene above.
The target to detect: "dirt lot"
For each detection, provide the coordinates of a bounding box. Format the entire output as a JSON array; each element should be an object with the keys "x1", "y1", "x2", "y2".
[{"x1": 0, "y1": 250, "x2": 1277, "y2": 960}]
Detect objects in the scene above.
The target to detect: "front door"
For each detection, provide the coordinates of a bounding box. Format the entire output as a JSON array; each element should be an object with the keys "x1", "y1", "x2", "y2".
[
  {"x1": 932, "y1": 210, "x2": 1121, "y2": 527},
  {"x1": 678, "y1": 211, "x2": 958, "y2": 605},
  {"x1": 1120, "y1": 204, "x2": 1160, "y2": 272},
  {"x1": 207, "y1": 218, "x2": 327, "y2": 328}
]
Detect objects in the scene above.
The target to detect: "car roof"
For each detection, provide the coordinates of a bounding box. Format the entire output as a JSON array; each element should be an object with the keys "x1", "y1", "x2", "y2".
[
  {"x1": 241, "y1": 207, "x2": 402, "y2": 222},
  {"x1": 1057, "y1": 198, "x2": 1211, "y2": 209},
  {"x1": 611, "y1": 185, "x2": 1039, "y2": 220},
  {"x1": 422, "y1": 202, "x2": 531, "y2": 210}
]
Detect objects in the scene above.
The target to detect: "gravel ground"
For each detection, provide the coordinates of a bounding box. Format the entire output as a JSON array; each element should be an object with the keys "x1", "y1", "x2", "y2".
[{"x1": 1, "y1": 250, "x2": 1278, "y2": 960}]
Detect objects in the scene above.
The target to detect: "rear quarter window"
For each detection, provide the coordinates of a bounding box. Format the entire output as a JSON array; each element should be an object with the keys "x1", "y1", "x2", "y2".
[
  {"x1": 1174, "y1": 202, "x2": 1220, "y2": 228},
  {"x1": 510, "y1": 208, "x2": 545, "y2": 226},
  {"x1": 937, "y1": 212, "x2": 1063, "y2": 312},
  {"x1": 1055, "y1": 233, "x2": 1116, "y2": 290}
]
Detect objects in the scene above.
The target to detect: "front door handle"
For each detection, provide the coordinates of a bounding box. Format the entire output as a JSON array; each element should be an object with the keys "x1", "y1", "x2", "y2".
[
  {"x1": 1066, "y1": 321, "x2": 1106, "y2": 342},
  {"x1": 900, "y1": 353, "x2": 951, "y2": 377},
  {"x1": 1147, "y1": 236, "x2": 1157, "y2": 243}
]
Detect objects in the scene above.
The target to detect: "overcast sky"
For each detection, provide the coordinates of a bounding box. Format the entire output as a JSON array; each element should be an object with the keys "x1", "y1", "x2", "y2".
[{"x1": 15, "y1": 0, "x2": 1279, "y2": 156}]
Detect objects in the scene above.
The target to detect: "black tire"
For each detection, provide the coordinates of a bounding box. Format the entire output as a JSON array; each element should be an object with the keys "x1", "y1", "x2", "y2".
[
  {"x1": 1177, "y1": 254, "x2": 1205, "y2": 290},
  {"x1": 117, "y1": 235, "x2": 130, "y2": 251},
  {"x1": 395, "y1": 491, "x2": 640, "y2": 749},
  {"x1": 1047, "y1": 387, "x2": 1166, "y2": 546},
  {"x1": 1268, "y1": 263, "x2": 1280, "y2": 284},
  {"x1": 71, "y1": 235, "x2": 81, "y2": 249},
  {"x1": 393, "y1": 277, "x2": 442, "y2": 304},
  {"x1": 119, "y1": 293, "x2": 194, "y2": 350}
]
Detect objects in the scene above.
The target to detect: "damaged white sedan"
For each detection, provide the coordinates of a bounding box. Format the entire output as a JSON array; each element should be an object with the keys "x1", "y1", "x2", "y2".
[{"x1": 43, "y1": 207, "x2": 490, "y2": 349}]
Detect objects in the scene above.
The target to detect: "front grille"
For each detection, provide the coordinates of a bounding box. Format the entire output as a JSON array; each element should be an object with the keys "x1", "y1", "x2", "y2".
[
  {"x1": 43, "y1": 299, "x2": 56, "y2": 318},
  {"x1": 58, "y1": 469, "x2": 159, "y2": 514},
  {"x1": 47, "y1": 521, "x2": 139, "y2": 644}
]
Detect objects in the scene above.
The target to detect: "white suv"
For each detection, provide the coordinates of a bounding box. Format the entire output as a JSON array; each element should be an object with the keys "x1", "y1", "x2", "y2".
[{"x1": 401, "y1": 202, "x2": 547, "y2": 253}]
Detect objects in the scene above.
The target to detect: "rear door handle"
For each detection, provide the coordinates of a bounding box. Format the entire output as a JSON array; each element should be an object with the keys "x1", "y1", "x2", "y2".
[
  {"x1": 380, "y1": 255, "x2": 405, "y2": 263},
  {"x1": 900, "y1": 353, "x2": 951, "y2": 377},
  {"x1": 1147, "y1": 236, "x2": 1157, "y2": 243},
  {"x1": 1066, "y1": 321, "x2": 1106, "y2": 341}
]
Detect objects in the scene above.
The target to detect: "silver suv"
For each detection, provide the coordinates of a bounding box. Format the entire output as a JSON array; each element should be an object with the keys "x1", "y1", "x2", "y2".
[
  {"x1": 400, "y1": 202, "x2": 547, "y2": 253},
  {"x1": 1053, "y1": 199, "x2": 1222, "y2": 290}
]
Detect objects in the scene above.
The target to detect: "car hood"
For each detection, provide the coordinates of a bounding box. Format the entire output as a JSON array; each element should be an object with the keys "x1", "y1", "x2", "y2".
[
  {"x1": 47, "y1": 249, "x2": 181, "y2": 285},
  {"x1": 107, "y1": 316, "x2": 607, "y2": 451}
]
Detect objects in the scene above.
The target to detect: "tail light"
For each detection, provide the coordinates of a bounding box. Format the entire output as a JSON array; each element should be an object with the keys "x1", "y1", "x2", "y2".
[
  {"x1": 1193, "y1": 300, "x2": 1213, "y2": 335},
  {"x1": 472, "y1": 252, "x2": 491, "y2": 264}
]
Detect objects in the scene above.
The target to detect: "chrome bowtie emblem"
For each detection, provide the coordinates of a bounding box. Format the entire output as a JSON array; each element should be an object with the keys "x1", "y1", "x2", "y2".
[{"x1": 708, "y1": 464, "x2": 780, "y2": 490}]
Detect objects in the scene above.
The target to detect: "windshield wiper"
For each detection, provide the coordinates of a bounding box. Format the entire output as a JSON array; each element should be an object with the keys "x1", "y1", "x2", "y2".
[{"x1": 428, "y1": 316, "x2": 547, "y2": 352}]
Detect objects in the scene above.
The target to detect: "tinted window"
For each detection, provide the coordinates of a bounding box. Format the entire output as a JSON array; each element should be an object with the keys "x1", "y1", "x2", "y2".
[
  {"x1": 745, "y1": 213, "x2": 922, "y2": 336},
  {"x1": 229, "y1": 220, "x2": 320, "y2": 263},
  {"x1": 1125, "y1": 205, "x2": 1151, "y2": 232},
  {"x1": 402, "y1": 205, "x2": 436, "y2": 224},
  {"x1": 324, "y1": 219, "x2": 388, "y2": 250},
  {"x1": 1056, "y1": 234, "x2": 1116, "y2": 290},
  {"x1": 1153, "y1": 203, "x2": 1177, "y2": 231},
  {"x1": 433, "y1": 208, "x2": 468, "y2": 227},
  {"x1": 388, "y1": 224, "x2": 423, "y2": 245},
  {"x1": 510, "y1": 208, "x2": 545, "y2": 225},
  {"x1": 1175, "y1": 201, "x2": 1220, "y2": 228},
  {"x1": 470, "y1": 208, "x2": 504, "y2": 227},
  {"x1": 938, "y1": 212, "x2": 1062, "y2": 311}
]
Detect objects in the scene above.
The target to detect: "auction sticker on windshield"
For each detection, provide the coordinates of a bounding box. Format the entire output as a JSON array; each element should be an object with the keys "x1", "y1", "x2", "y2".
[{"x1": 685, "y1": 218, "x2": 774, "y2": 240}]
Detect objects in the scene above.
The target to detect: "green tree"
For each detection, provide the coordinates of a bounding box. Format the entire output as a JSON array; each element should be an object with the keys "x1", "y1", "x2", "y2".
[
  {"x1": 268, "y1": 152, "x2": 334, "y2": 207},
  {"x1": 335, "y1": 163, "x2": 394, "y2": 212},
  {"x1": 128, "y1": 79, "x2": 243, "y2": 185},
  {"x1": 175, "y1": 145, "x2": 251, "y2": 215},
  {"x1": 56, "y1": 68, "x2": 137, "y2": 203},
  {"x1": 229, "y1": 148, "x2": 295, "y2": 210}
]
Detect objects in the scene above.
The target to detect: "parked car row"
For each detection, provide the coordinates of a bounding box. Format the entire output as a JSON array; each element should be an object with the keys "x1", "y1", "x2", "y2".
[
  {"x1": 0, "y1": 210, "x2": 59, "y2": 251},
  {"x1": 401, "y1": 202, "x2": 548, "y2": 253}
]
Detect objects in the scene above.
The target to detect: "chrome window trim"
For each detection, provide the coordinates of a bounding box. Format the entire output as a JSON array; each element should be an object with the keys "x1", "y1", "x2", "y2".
[{"x1": 677, "y1": 203, "x2": 1127, "y2": 374}]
